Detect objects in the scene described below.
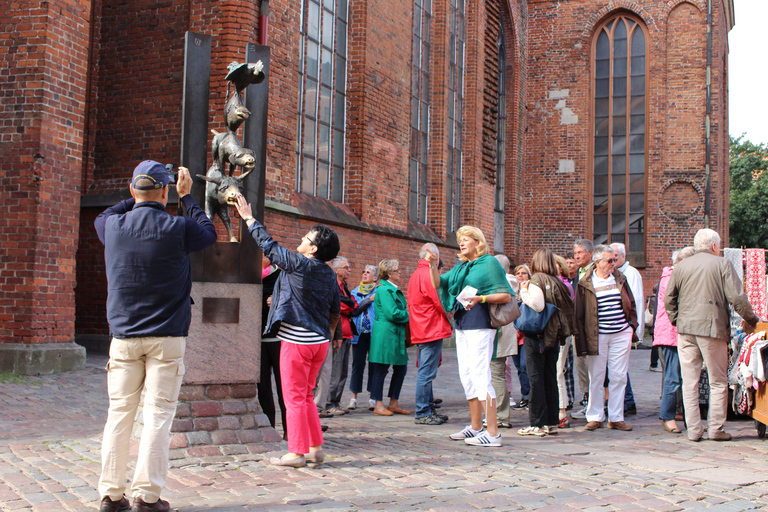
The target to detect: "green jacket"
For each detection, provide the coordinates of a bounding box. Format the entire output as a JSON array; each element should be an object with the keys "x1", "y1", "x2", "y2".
[{"x1": 369, "y1": 280, "x2": 409, "y2": 366}]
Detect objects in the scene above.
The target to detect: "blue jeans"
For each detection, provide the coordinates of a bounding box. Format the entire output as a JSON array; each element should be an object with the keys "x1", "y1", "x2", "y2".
[
  {"x1": 660, "y1": 346, "x2": 682, "y2": 420},
  {"x1": 415, "y1": 339, "x2": 443, "y2": 418},
  {"x1": 511, "y1": 344, "x2": 530, "y2": 400},
  {"x1": 349, "y1": 333, "x2": 372, "y2": 394},
  {"x1": 624, "y1": 374, "x2": 636, "y2": 409}
]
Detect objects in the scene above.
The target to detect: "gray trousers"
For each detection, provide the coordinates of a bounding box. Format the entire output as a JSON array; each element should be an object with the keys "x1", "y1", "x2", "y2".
[{"x1": 327, "y1": 338, "x2": 352, "y2": 407}]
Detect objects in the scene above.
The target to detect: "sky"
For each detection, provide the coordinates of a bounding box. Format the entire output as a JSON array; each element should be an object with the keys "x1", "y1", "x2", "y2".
[{"x1": 729, "y1": 0, "x2": 768, "y2": 145}]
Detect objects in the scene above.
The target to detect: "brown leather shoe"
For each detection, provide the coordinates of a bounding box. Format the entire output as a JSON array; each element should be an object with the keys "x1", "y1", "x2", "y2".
[
  {"x1": 373, "y1": 406, "x2": 393, "y2": 416},
  {"x1": 131, "y1": 497, "x2": 171, "y2": 512},
  {"x1": 584, "y1": 421, "x2": 604, "y2": 431},
  {"x1": 607, "y1": 421, "x2": 633, "y2": 431},
  {"x1": 709, "y1": 430, "x2": 732, "y2": 441},
  {"x1": 100, "y1": 495, "x2": 130, "y2": 512},
  {"x1": 387, "y1": 405, "x2": 412, "y2": 415}
]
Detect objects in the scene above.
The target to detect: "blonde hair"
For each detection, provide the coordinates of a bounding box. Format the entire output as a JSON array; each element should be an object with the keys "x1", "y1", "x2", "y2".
[
  {"x1": 378, "y1": 259, "x2": 399, "y2": 280},
  {"x1": 553, "y1": 254, "x2": 570, "y2": 278},
  {"x1": 456, "y1": 226, "x2": 489, "y2": 262},
  {"x1": 514, "y1": 264, "x2": 531, "y2": 280}
]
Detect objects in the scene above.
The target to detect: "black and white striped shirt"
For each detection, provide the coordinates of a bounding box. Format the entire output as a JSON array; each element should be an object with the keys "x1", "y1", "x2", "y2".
[
  {"x1": 278, "y1": 322, "x2": 328, "y2": 345},
  {"x1": 591, "y1": 274, "x2": 629, "y2": 334}
]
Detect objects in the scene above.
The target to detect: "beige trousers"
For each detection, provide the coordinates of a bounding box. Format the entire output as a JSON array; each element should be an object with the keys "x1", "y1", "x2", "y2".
[
  {"x1": 98, "y1": 337, "x2": 186, "y2": 503},
  {"x1": 557, "y1": 335, "x2": 573, "y2": 409},
  {"x1": 677, "y1": 333, "x2": 729, "y2": 440},
  {"x1": 575, "y1": 352, "x2": 590, "y2": 395},
  {"x1": 490, "y1": 357, "x2": 510, "y2": 423}
]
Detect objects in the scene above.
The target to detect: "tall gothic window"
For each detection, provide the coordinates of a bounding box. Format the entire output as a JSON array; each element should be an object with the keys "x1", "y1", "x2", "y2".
[
  {"x1": 592, "y1": 14, "x2": 647, "y2": 262},
  {"x1": 446, "y1": 0, "x2": 465, "y2": 232},
  {"x1": 494, "y1": 27, "x2": 507, "y2": 254},
  {"x1": 297, "y1": 0, "x2": 348, "y2": 202},
  {"x1": 409, "y1": 0, "x2": 432, "y2": 223}
]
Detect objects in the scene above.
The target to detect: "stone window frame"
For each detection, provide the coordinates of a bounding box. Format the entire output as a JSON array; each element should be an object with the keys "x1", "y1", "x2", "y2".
[
  {"x1": 591, "y1": 12, "x2": 648, "y2": 265},
  {"x1": 296, "y1": 0, "x2": 348, "y2": 203},
  {"x1": 494, "y1": 24, "x2": 507, "y2": 254}
]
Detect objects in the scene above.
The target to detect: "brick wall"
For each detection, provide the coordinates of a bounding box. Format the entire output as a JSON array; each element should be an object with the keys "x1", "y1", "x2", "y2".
[{"x1": 0, "y1": 0, "x2": 91, "y2": 344}]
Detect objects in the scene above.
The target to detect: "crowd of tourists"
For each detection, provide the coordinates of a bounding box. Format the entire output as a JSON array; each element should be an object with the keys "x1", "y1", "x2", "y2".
[{"x1": 93, "y1": 162, "x2": 758, "y2": 511}]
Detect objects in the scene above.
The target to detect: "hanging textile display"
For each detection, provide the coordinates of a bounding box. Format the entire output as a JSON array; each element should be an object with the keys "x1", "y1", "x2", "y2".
[
  {"x1": 725, "y1": 248, "x2": 745, "y2": 336},
  {"x1": 745, "y1": 249, "x2": 768, "y2": 320}
]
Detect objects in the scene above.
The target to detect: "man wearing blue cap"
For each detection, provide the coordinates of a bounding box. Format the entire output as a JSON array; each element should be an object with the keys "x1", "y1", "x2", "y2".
[{"x1": 94, "y1": 161, "x2": 217, "y2": 512}]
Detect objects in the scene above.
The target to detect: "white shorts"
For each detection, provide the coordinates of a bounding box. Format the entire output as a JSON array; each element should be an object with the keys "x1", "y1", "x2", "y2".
[{"x1": 455, "y1": 329, "x2": 497, "y2": 401}]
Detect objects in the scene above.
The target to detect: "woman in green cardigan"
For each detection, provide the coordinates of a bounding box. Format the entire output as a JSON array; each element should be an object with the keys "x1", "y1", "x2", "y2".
[{"x1": 368, "y1": 259, "x2": 411, "y2": 416}]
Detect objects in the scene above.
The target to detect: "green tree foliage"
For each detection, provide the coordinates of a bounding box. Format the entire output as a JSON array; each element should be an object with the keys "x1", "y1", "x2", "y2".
[{"x1": 730, "y1": 135, "x2": 768, "y2": 248}]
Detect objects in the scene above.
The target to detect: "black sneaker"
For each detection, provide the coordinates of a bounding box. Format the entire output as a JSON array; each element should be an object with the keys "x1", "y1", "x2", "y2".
[
  {"x1": 566, "y1": 401, "x2": 574, "y2": 411},
  {"x1": 415, "y1": 413, "x2": 445, "y2": 425},
  {"x1": 433, "y1": 409, "x2": 449, "y2": 421},
  {"x1": 514, "y1": 399, "x2": 529, "y2": 409},
  {"x1": 580, "y1": 393, "x2": 589, "y2": 406},
  {"x1": 100, "y1": 496, "x2": 130, "y2": 512},
  {"x1": 625, "y1": 404, "x2": 637, "y2": 415}
]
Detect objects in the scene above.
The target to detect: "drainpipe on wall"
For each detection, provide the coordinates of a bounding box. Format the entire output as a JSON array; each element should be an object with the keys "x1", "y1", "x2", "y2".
[
  {"x1": 704, "y1": 0, "x2": 712, "y2": 228},
  {"x1": 259, "y1": 0, "x2": 269, "y2": 46}
]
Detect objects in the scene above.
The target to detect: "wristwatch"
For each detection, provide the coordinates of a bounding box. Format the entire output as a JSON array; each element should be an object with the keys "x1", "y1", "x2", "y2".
[{"x1": 242, "y1": 216, "x2": 254, "y2": 222}]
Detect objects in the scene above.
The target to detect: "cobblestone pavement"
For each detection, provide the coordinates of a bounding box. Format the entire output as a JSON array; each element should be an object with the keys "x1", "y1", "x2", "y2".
[{"x1": 1, "y1": 345, "x2": 767, "y2": 511}]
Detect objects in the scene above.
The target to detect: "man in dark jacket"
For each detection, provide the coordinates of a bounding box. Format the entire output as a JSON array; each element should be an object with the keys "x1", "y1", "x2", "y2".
[
  {"x1": 665, "y1": 228, "x2": 759, "y2": 442},
  {"x1": 95, "y1": 161, "x2": 217, "y2": 512}
]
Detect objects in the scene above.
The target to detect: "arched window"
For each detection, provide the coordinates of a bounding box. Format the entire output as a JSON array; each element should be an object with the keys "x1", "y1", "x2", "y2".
[
  {"x1": 592, "y1": 14, "x2": 647, "y2": 263},
  {"x1": 494, "y1": 26, "x2": 507, "y2": 254},
  {"x1": 409, "y1": 0, "x2": 432, "y2": 224},
  {"x1": 446, "y1": 0, "x2": 465, "y2": 233},
  {"x1": 296, "y1": 0, "x2": 348, "y2": 202}
]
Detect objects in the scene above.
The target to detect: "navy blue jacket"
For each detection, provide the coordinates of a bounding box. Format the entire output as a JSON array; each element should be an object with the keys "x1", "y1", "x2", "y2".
[
  {"x1": 95, "y1": 195, "x2": 217, "y2": 338},
  {"x1": 247, "y1": 220, "x2": 340, "y2": 341}
]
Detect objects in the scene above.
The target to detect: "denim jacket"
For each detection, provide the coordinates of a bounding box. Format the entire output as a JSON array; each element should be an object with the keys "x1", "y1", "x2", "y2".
[{"x1": 247, "y1": 221, "x2": 340, "y2": 340}]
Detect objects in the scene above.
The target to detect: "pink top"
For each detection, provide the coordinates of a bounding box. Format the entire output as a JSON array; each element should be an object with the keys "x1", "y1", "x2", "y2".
[{"x1": 653, "y1": 266, "x2": 678, "y2": 347}]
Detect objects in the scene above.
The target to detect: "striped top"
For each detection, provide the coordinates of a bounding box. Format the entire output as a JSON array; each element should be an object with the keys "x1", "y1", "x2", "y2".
[
  {"x1": 591, "y1": 273, "x2": 629, "y2": 334},
  {"x1": 278, "y1": 322, "x2": 329, "y2": 345}
]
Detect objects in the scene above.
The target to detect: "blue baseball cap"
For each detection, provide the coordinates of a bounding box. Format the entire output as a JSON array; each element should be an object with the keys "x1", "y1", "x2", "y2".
[{"x1": 131, "y1": 160, "x2": 175, "y2": 190}]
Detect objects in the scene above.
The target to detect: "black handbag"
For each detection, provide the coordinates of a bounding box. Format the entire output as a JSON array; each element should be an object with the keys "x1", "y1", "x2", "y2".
[{"x1": 513, "y1": 301, "x2": 558, "y2": 335}]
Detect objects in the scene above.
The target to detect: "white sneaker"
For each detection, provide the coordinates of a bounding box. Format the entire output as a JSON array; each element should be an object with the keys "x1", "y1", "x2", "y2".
[
  {"x1": 449, "y1": 425, "x2": 482, "y2": 440},
  {"x1": 517, "y1": 426, "x2": 547, "y2": 437},
  {"x1": 464, "y1": 431, "x2": 502, "y2": 447},
  {"x1": 571, "y1": 406, "x2": 587, "y2": 419},
  {"x1": 348, "y1": 398, "x2": 357, "y2": 410},
  {"x1": 368, "y1": 399, "x2": 376, "y2": 411},
  {"x1": 509, "y1": 399, "x2": 518, "y2": 408}
]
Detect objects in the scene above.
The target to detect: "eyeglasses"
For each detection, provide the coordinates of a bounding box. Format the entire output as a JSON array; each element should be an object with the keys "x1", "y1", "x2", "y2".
[
  {"x1": 392, "y1": 269, "x2": 401, "y2": 273},
  {"x1": 362, "y1": 270, "x2": 372, "y2": 274},
  {"x1": 302, "y1": 235, "x2": 316, "y2": 246},
  {"x1": 340, "y1": 266, "x2": 351, "y2": 270},
  {"x1": 599, "y1": 258, "x2": 616, "y2": 263}
]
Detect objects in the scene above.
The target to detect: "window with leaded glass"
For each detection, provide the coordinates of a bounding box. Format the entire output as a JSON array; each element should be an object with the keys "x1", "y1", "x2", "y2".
[
  {"x1": 446, "y1": 0, "x2": 465, "y2": 233},
  {"x1": 409, "y1": 0, "x2": 432, "y2": 224},
  {"x1": 296, "y1": 0, "x2": 348, "y2": 202},
  {"x1": 592, "y1": 14, "x2": 647, "y2": 262},
  {"x1": 494, "y1": 27, "x2": 507, "y2": 254}
]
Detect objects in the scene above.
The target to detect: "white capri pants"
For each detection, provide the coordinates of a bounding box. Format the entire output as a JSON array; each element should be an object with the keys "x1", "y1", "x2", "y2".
[{"x1": 455, "y1": 328, "x2": 497, "y2": 401}]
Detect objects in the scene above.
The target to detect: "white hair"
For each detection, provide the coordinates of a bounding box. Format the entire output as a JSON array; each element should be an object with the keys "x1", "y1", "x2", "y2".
[
  {"x1": 574, "y1": 238, "x2": 594, "y2": 253},
  {"x1": 693, "y1": 229, "x2": 721, "y2": 252},
  {"x1": 610, "y1": 243, "x2": 626, "y2": 256},
  {"x1": 495, "y1": 254, "x2": 511, "y2": 273},
  {"x1": 672, "y1": 250, "x2": 680, "y2": 265},
  {"x1": 364, "y1": 264, "x2": 378, "y2": 278},
  {"x1": 331, "y1": 256, "x2": 349, "y2": 269},
  {"x1": 592, "y1": 244, "x2": 615, "y2": 262},
  {"x1": 419, "y1": 243, "x2": 439, "y2": 261}
]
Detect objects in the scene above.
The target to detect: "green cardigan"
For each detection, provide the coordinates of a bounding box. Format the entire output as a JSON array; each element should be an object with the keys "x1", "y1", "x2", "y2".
[{"x1": 369, "y1": 279, "x2": 409, "y2": 366}]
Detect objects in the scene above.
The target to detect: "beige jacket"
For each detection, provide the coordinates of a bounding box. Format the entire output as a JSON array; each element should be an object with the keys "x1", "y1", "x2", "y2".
[{"x1": 664, "y1": 250, "x2": 758, "y2": 339}]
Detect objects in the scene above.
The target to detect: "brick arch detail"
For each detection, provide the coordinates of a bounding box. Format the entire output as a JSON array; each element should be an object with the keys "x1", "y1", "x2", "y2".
[
  {"x1": 662, "y1": 0, "x2": 706, "y2": 18},
  {"x1": 580, "y1": 2, "x2": 659, "y2": 44}
]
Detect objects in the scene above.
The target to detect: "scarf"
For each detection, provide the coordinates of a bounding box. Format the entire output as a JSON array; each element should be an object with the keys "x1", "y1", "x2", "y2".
[
  {"x1": 357, "y1": 281, "x2": 376, "y2": 295},
  {"x1": 439, "y1": 254, "x2": 513, "y2": 312}
]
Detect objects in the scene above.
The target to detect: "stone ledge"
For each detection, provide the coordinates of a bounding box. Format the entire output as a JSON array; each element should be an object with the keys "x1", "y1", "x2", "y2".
[{"x1": 0, "y1": 343, "x2": 86, "y2": 375}]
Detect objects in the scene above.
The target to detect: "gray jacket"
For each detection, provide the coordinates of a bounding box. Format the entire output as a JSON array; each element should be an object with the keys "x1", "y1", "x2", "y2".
[{"x1": 664, "y1": 250, "x2": 758, "y2": 339}]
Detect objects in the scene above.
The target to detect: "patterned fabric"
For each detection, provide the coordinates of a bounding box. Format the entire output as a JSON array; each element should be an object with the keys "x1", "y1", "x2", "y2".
[
  {"x1": 724, "y1": 248, "x2": 744, "y2": 337},
  {"x1": 591, "y1": 274, "x2": 630, "y2": 334},
  {"x1": 745, "y1": 249, "x2": 768, "y2": 320}
]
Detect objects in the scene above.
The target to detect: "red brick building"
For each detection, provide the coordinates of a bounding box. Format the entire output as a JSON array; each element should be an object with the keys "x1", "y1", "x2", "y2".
[{"x1": 0, "y1": 0, "x2": 735, "y2": 367}]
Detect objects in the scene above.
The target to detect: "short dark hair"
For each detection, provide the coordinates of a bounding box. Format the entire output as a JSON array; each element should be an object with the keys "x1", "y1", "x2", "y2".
[{"x1": 310, "y1": 224, "x2": 340, "y2": 262}]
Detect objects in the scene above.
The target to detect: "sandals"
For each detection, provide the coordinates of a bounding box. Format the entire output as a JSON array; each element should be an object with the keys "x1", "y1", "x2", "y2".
[
  {"x1": 269, "y1": 454, "x2": 306, "y2": 467},
  {"x1": 662, "y1": 422, "x2": 682, "y2": 434}
]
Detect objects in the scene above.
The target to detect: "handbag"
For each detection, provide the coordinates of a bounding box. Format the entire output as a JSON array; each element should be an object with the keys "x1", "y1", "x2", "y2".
[
  {"x1": 513, "y1": 301, "x2": 558, "y2": 335},
  {"x1": 490, "y1": 299, "x2": 521, "y2": 328}
]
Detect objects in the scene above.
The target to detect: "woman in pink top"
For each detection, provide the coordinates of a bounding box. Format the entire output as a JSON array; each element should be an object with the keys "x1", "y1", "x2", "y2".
[{"x1": 653, "y1": 247, "x2": 695, "y2": 434}]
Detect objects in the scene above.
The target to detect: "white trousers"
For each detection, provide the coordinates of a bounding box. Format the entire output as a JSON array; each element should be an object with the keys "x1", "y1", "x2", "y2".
[
  {"x1": 455, "y1": 329, "x2": 496, "y2": 401},
  {"x1": 99, "y1": 336, "x2": 186, "y2": 503},
  {"x1": 586, "y1": 327, "x2": 632, "y2": 422},
  {"x1": 556, "y1": 335, "x2": 573, "y2": 409}
]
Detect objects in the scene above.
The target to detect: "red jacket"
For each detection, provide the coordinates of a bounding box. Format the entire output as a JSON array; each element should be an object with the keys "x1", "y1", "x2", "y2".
[
  {"x1": 338, "y1": 279, "x2": 357, "y2": 340},
  {"x1": 407, "y1": 260, "x2": 453, "y2": 344}
]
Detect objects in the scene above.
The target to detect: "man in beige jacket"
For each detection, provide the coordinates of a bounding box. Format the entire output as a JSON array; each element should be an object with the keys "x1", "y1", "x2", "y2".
[{"x1": 664, "y1": 229, "x2": 759, "y2": 442}]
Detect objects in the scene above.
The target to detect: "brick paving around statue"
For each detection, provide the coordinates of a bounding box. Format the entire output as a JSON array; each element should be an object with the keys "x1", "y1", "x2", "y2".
[{"x1": 1, "y1": 346, "x2": 767, "y2": 511}]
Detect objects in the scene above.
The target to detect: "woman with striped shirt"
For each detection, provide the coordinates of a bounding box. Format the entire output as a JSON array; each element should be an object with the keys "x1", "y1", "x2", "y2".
[{"x1": 574, "y1": 244, "x2": 638, "y2": 433}]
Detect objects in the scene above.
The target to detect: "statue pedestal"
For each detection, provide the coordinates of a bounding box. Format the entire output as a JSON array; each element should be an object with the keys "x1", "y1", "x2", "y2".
[{"x1": 159, "y1": 282, "x2": 282, "y2": 460}]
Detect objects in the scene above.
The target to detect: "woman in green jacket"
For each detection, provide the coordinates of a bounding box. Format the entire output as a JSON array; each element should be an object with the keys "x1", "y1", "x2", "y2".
[{"x1": 369, "y1": 259, "x2": 410, "y2": 416}]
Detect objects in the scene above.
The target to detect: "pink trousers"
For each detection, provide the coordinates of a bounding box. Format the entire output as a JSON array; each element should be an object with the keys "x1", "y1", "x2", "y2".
[{"x1": 280, "y1": 340, "x2": 328, "y2": 454}]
